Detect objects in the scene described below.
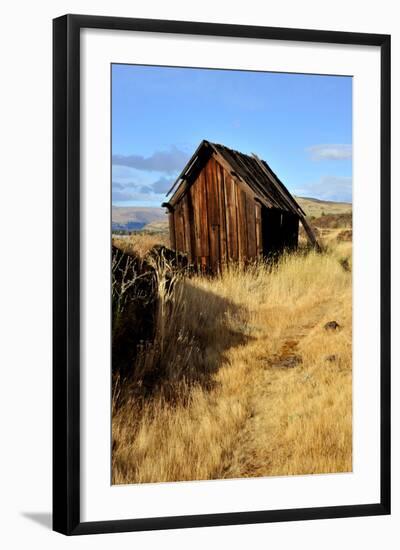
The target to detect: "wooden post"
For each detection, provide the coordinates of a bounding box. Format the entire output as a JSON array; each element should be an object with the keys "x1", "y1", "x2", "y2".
[
  {"x1": 299, "y1": 216, "x2": 321, "y2": 251},
  {"x1": 162, "y1": 202, "x2": 176, "y2": 250}
]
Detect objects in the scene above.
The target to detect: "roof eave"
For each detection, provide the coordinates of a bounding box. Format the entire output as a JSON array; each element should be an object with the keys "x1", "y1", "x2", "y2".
[{"x1": 165, "y1": 139, "x2": 210, "y2": 199}]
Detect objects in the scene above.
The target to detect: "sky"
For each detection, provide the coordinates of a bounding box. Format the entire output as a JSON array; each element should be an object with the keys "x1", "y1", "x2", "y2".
[{"x1": 112, "y1": 64, "x2": 352, "y2": 207}]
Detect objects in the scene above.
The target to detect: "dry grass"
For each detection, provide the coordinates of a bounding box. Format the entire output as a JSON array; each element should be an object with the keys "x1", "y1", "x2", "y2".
[
  {"x1": 112, "y1": 233, "x2": 352, "y2": 484},
  {"x1": 112, "y1": 232, "x2": 169, "y2": 258},
  {"x1": 295, "y1": 196, "x2": 352, "y2": 217}
]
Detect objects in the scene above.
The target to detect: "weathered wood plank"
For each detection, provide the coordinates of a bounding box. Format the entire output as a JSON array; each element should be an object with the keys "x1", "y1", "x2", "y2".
[
  {"x1": 174, "y1": 202, "x2": 185, "y2": 253},
  {"x1": 255, "y1": 202, "x2": 263, "y2": 257},
  {"x1": 205, "y1": 159, "x2": 220, "y2": 273},
  {"x1": 246, "y1": 195, "x2": 257, "y2": 258},
  {"x1": 201, "y1": 255, "x2": 207, "y2": 273},
  {"x1": 185, "y1": 186, "x2": 197, "y2": 264},
  {"x1": 300, "y1": 216, "x2": 321, "y2": 251},
  {"x1": 209, "y1": 225, "x2": 220, "y2": 273},
  {"x1": 173, "y1": 204, "x2": 180, "y2": 251},
  {"x1": 181, "y1": 195, "x2": 193, "y2": 261},
  {"x1": 168, "y1": 211, "x2": 176, "y2": 250},
  {"x1": 190, "y1": 177, "x2": 202, "y2": 262},
  {"x1": 167, "y1": 142, "x2": 308, "y2": 272},
  {"x1": 198, "y1": 169, "x2": 210, "y2": 260},
  {"x1": 224, "y1": 174, "x2": 238, "y2": 261},
  {"x1": 236, "y1": 187, "x2": 248, "y2": 262},
  {"x1": 205, "y1": 159, "x2": 219, "y2": 225},
  {"x1": 211, "y1": 151, "x2": 263, "y2": 205},
  {"x1": 217, "y1": 163, "x2": 228, "y2": 271}
]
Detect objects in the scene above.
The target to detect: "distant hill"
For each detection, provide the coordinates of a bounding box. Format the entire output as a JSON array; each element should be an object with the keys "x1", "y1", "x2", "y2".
[
  {"x1": 112, "y1": 206, "x2": 167, "y2": 232},
  {"x1": 142, "y1": 220, "x2": 170, "y2": 233},
  {"x1": 295, "y1": 196, "x2": 352, "y2": 218},
  {"x1": 112, "y1": 197, "x2": 352, "y2": 232}
]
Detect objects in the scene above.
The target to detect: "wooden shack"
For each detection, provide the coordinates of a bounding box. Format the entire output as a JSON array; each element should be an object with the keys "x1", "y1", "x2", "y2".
[{"x1": 162, "y1": 140, "x2": 319, "y2": 274}]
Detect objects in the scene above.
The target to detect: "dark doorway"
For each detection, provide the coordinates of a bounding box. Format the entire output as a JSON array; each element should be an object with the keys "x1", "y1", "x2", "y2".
[
  {"x1": 281, "y1": 212, "x2": 299, "y2": 250},
  {"x1": 262, "y1": 207, "x2": 283, "y2": 256},
  {"x1": 261, "y1": 207, "x2": 299, "y2": 257}
]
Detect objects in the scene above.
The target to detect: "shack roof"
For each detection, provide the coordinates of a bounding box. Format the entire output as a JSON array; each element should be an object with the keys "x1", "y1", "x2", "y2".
[{"x1": 164, "y1": 140, "x2": 305, "y2": 216}]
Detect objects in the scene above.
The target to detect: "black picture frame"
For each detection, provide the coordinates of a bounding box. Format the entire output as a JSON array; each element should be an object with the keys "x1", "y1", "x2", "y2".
[{"x1": 53, "y1": 14, "x2": 391, "y2": 535}]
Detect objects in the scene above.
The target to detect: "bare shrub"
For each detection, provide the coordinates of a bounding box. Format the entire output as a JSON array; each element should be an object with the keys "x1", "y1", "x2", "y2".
[{"x1": 111, "y1": 245, "x2": 157, "y2": 378}]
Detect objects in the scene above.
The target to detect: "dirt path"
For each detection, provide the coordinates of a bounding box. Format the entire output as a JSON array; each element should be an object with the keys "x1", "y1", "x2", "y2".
[{"x1": 218, "y1": 303, "x2": 333, "y2": 479}]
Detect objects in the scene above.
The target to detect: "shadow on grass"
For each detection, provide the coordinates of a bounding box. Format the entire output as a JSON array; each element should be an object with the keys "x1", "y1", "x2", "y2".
[{"x1": 113, "y1": 264, "x2": 254, "y2": 401}]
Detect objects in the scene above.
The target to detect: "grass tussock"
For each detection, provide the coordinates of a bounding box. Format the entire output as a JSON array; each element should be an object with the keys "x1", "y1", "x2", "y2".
[
  {"x1": 112, "y1": 232, "x2": 169, "y2": 258},
  {"x1": 112, "y1": 236, "x2": 352, "y2": 485}
]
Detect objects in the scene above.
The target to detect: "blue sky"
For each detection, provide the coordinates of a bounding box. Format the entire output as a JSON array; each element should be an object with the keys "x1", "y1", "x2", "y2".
[{"x1": 112, "y1": 64, "x2": 352, "y2": 207}]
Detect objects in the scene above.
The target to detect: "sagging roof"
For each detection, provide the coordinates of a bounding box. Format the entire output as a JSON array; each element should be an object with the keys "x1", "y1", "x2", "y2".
[{"x1": 164, "y1": 140, "x2": 305, "y2": 216}]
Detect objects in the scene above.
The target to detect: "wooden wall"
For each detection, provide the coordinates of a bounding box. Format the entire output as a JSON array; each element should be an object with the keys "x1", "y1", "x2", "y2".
[
  {"x1": 169, "y1": 156, "x2": 299, "y2": 273},
  {"x1": 170, "y1": 155, "x2": 298, "y2": 273}
]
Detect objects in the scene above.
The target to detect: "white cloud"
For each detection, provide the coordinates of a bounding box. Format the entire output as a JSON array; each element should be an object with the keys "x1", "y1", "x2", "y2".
[
  {"x1": 112, "y1": 181, "x2": 125, "y2": 190},
  {"x1": 153, "y1": 177, "x2": 174, "y2": 194},
  {"x1": 112, "y1": 146, "x2": 189, "y2": 174},
  {"x1": 112, "y1": 165, "x2": 136, "y2": 179},
  {"x1": 294, "y1": 175, "x2": 352, "y2": 202},
  {"x1": 112, "y1": 174, "x2": 175, "y2": 198},
  {"x1": 307, "y1": 144, "x2": 352, "y2": 161},
  {"x1": 112, "y1": 190, "x2": 136, "y2": 202}
]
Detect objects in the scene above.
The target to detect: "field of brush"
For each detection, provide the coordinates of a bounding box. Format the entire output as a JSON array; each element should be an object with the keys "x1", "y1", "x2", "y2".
[{"x1": 111, "y1": 218, "x2": 352, "y2": 485}]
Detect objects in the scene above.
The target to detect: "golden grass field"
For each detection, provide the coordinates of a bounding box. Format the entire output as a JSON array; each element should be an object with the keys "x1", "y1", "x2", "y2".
[
  {"x1": 112, "y1": 225, "x2": 352, "y2": 485},
  {"x1": 295, "y1": 196, "x2": 352, "y2": 218}
]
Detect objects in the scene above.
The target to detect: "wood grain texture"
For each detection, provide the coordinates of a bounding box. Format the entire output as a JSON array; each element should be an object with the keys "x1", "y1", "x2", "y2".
[
  {"x1": 255, "y1": 202, "x2": 263, "y2": 257},
  {"x1": 165, "y1": 145, "x2": 304, "y2": 272},
  {"x1": 168, "y1": 212, "x2": 176, "y2": 250},
  {"x1": 217, "y1": 163, "x2": 228, "y2": 270},
  {"x1": 224, "y1": 175, "x2": 239, "y2": 261}
]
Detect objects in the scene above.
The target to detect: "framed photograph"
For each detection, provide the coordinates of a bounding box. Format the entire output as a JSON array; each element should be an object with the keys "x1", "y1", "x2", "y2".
[{"x1": 53, "y1": 14, "x2": 390, "y2": 535}]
